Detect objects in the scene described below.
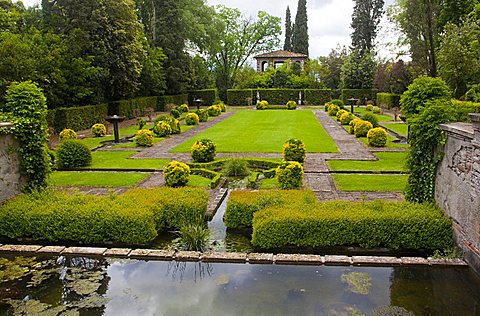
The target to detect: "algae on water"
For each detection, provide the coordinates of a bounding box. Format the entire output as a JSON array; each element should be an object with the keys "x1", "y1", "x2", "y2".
[{"x1": 341, "y1": 271, "x2": 372, "y2": 295}]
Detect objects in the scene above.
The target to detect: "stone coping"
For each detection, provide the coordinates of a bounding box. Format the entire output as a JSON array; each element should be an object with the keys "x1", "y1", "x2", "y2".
[
  {"x1": 0, "y1": 122, "x2": 13, "y2": 128},
  {"x1": 0, "y1": 244, "x2": 469, "y2": 267}
]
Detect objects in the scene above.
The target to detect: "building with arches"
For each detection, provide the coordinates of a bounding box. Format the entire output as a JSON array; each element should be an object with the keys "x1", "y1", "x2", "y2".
[{"x1": 254, "y1": 50, "x2": 308, "y2": 72}]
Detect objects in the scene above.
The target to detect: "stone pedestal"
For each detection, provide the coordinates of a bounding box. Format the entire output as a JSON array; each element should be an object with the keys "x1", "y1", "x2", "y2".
[{"x1": 0, "y1": 123, "x2": 26, "y2": 203}]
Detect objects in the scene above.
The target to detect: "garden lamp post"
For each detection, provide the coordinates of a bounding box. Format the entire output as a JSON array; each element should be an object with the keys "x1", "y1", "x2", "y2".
[
  {"x1": 194, "y1": 98, "x2": 203, "y2": 110},
  {"x1": 105, "y1": 115, "x2": 126, "y2": 143},
  {"x1": 347, "y1": 98, "x2": 358, "y2": 114}
]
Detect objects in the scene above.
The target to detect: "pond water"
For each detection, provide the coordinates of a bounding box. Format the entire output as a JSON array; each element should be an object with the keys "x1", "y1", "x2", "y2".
[{"x1": 0, "y1": 254, "x2": 479, "y2": 315}]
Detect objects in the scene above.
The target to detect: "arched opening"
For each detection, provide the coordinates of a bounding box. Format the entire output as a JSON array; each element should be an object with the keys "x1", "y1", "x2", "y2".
[{"x1": 262, "y1": 61, "x2": 269, "y2": 72}]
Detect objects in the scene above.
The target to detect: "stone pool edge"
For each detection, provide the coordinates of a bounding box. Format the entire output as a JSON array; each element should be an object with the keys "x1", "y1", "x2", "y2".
[{"x1": 0, "y1": 244, "x2": 469, "y2": 268}]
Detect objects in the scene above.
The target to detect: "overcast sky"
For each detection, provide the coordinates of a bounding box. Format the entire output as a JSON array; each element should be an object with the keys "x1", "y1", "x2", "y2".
[{"x1": 21, "y1": 0, "x2": 400, "y2": 59}]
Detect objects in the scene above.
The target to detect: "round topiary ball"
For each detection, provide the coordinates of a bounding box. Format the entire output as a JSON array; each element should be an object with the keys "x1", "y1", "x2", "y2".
[
  {"x1": 276, "y1": 161, "x2": 304, "y2": 189},
  {"x1": 59, "y1": 128, "x2": 77, "y2": 141},
  {"x1": 153, "y1": 121, "x2": 172, "y2": 137},
  {"x1": 196, "y1": 109, "x2": 208, "y2": 122},
  {"x1": 91, "y1": 123, "x2": 106, "y2": 137},
  {"x1": 134, "y1": 129, "x2": 154, "y2": 147},
  {"x1": 365, "y1": 104, "x2": 374, "y2": 111},
  {"x1": 214, "y1": 101, "x2": 227, "y2": 112},
  {"x1": 164, "y1": 160, "x2": 190, "y2": 187},
  {"x1": 170, "y1": 107, "x2": 181, "y2": 118},
  {"x1": 286, "y1": 100, "x2": 297, "y2": 110},
  {"x1": 282, "y1": 138, "x2": 306, "y2": 163},
  {"x1": 56, "y1": 140, "x2": 92, "y2": 169},
  {"x1": 339, "y1": 112, "x2": 355, "y2": 125},
  {"x1": 349, "y1": 119, "x2": 361, "y2": 134},
  {"x1": 191, "y1": 139, "x2": 216, "y2": 163},
  {"x1": 367, "y1": 127, "x2": 388, "y2": 147},
  {"x1": 179, "y1": 104, "x2": 189, "y2": 113},
  {"x1": 328, "y1": 104, "x2": 340, "y2": 116},
  {"x1": 362, "y1": 112, "x2": 379, "y2": 127},
  {"x1": 336, "y1": 109, "x2": 348, "y2": 121},
  {"x1": 256, "y1": 100, "x2": 268, "y2": 110},
  {"x1": 354, "y1": 120, "x2": 373, "y2": 138},
  {"x1": 207, "y1": 105, "x2": 221, "y2": 116},
  {"x1": 185, "y1": 112, "x2": 200, "y2": 126}
]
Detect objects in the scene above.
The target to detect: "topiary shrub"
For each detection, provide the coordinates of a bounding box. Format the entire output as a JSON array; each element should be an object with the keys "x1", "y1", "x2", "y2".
[
  {"x1": 153, "y1": 121, "x2": 172, "y2": 137},
  {"x1": 222, "y1": 159, "x2": 250, "y2": 177},
  {"x1": 179, "y1": 103, "x2": 189, "y2": 113},
  {"x1": 336, "y1": 109, "x2": 348, "y2": 121},
  {"x1": 170, "y1": 107, "x2": 181, "y2": 118},
  {"x1": 191, "y1": 139, "x2": 216, "y2": 163},
  {"x1": 56, "y1": 139, "x2": 92, "y2": 169},
  {"x1": 354, "y1": 120, "x2": 373, "y2": 137},
  {"x1": 330, "y1": 99, "x2": 345, "y2": 109},
  {"x1": 324, "y1": 102, "x2": 333, "y2": 111},
  {"x1": 91, "y1": 123, "x2": 106, "y2": 137},
  {"x1": 367, "y1": 127, "x2": 388, "y2": 147},
  {"x1": 136, "y1": 117, "x2": 146, "y2": 130},
  {"x1": 196, "y1": 109, "x2": 208, "y2": 122},
  {"x1": 256, "y1": 100, "x2": 268, "y2": 110},
  {"x1": 164, "y1": 160, "x2": 190, "y2": 187},
  {"x1": 282, "y1": 138, "x2": 306, "y2": 163},
  {"x1": 286, "y1": 100, "x2": 297, "y2": 110},
  {"x1": 327, "y1": 104, "x2": 340, "y2": 116},
  {"x1": 134, "y1": 129, "x2": 154, "y2": 147},
  {"x1": 349, "y1": 119, "x2": 361, "y2": 134},
  {"x1": 59, "y1": 128, "x2": 77, "y2": 141},
  {"x1": 276, "y1": 161, "x2": 304, "y2": 189},
  {"x1": 185, "y1": 112, "x2": 200, "y2": 126},
  {"x1": 339, "y1": 112, "x2": 355, "y2": 125},
  {"x1": 214, "y1": 101, "x2": 227, "y2": 112},
  {"x1": 361, "y1": 112, "x2": 379, "y2": 127},
  {"x1": 207, "y1": 105, "x2": 222, "y2": 116},
  {"x1": 365, "y1": 104, "x2": 374, "y2": 111},
  {"x1": 154, "y1": 114, "x2": 180, "y2": 134}
]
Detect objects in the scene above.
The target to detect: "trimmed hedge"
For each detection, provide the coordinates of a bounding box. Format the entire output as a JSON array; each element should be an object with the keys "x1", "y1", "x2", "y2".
[
  {"x1": 157, "y1": 94, "x2": 189, "y2": 111},
  {"x1": 48, "y1": 104, "x2": 108, "y2": 132},
  {"x1": 257, "y1": 89, "x2": 303, "y2": 105},
  {"x1": 451, "y1": 100, "x2": 480, "y2": 121},
  {"x1": 188, "y1": 89, "x2": 219, "y2": 106},
  {"x1": 227, "y1": 89, "x2": 254, "y2": 106},
  {"x1": 190, "y1": 168, "x2": 222, "y2": 189},
  {"x1": 342, "y1": 89, "x2": 378, "y2": 104},
  {"x1": 109, "y1": 96, "x2": 158, "y2": 119},
  {"x1": 252, "y1": 201, "x2": 453, "y2": 251},
  {"x1": 224, "y1": 190, "x2": 316, "y2": 229},
  {"x1": 377, "y1": 93, "x2": 401, "y2": 109},
  {"x1": 304, "y1": 89, "x2": 331, "y2": 105}
]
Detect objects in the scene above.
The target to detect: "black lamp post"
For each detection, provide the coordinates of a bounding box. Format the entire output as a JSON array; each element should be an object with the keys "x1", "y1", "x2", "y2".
[
  {"x1": 105, "y1": 115, "x2": 126, "y2": 143},
  {"x1": 347, "y1": 98, "x2": 358, "y2": 114},
  {"x1": 194, "y1": 98, "x2": 203, "y2": 110}
]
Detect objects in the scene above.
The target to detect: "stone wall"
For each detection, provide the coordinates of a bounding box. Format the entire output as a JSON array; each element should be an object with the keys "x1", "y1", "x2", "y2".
[
  {"x1": 436, "y1": 114, "x2": 480, "y2": 273},
  {"x1": 0, "y1": 123, "x2": 25, "y2": 203}
]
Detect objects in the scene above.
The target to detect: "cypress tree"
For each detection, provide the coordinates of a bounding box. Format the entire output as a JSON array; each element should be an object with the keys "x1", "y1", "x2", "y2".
[
  {"x1": 350, "y1": 0, "x2": 384, "y2": 53},
  {"x1": 292, "y1": 0, "x2": 309, "y2": 56},
  {"x1": 284, "y1": 6, "x2": 293, "y2": 52}
]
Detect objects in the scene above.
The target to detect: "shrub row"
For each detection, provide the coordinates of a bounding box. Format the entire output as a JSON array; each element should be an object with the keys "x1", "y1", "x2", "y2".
[
  {"x1": 108, "y1": 96, "x2": 157, "y2": 119},
  {"x1": 48, "y1": 104, "x2": 108, "y2": 132},
  {"x1": 188, "y1": 89, "x2": 219, "y2": 106},
  {"x1": 187, "y1": 158, "x2": 280, "y2": 171},
  {"x1": 156, "y1": 94, "x2": 189, "y2": 111},
  {"x1": 224, "y1": 190, "x2": 317, "y2": 229},
  {"x1": 376, "y1": 93, "x2": 401, "y2": 109},
  {"x1": 304, "y1": 89, "x2": 331, "y2": 105},
  {"x1": 341, "y1": 89, "x2": 379, "y2": 104},
  {"x1": 0, "y1": 188, "x2": 208, "y2": 244},
  {"x1": 227, "y1": 89, "x2": 255, "y2": 106},
  {"x1": 251, "y1": 201, "x2": 453, "y2": 251},
  {"x1": 190, "y1": 168, "x2": 222, "y2": 189},
  {"x1": 227, "y1": 89, "x2": 332, "y2": 106}
]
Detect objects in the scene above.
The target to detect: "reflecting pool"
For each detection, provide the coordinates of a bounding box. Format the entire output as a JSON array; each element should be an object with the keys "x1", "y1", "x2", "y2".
[{"x1": 0, "y1": 255, "x2": 479, "y2": 315}]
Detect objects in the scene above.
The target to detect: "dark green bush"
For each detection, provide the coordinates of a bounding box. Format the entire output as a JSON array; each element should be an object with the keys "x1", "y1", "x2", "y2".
[
  {"x1": 109, "y1": 96, "x2": 158, "y2": 119},
  {"x1": 304, "y1": 89, "x2": 331, "y2": 105},
  {"x1": 154, "y1": 114, "x2": 180, "y2": 134},
  {"x1": 185, "y1": 112, "x2": 200, "y2": 125},
  {"x1": 188, "y1": 89, "x2": 219, "y2": 106},
  {"x1": 330, "y1": 99, "x2": 345, "y2": 108},
  {"x1": 257, "y1": 89, "x2": 303, "y2": 105},
  {"x1": 50, "y1": 104, "x2": 108, "y2": 132},
  {"x1": 170, "y1": 107, "x2": 181, "y2": 118},
  {"x1": 286, "y1": 100, "x2": 297, "y2": 110},
  {"x1": 342, "y1": 89, "x2": 378, "y2": 104},
  {"x1": 263, "y1": 168, "x2": 277, "y2": 178},
  {"x1": 207, "y1": 105, "x2": 221, "y2": 116},
  {"x1": 56, "y1": 140, "x2": 92, "y2": 169},
  {"x1": 164, "y1": 161, "x2": 190, "y2": 187},
  {"x1": 361, "y1": 112, "x2": 379, "y2": 127},
  {"x1": 224, "y1": 190, "x2": 316, "y2": 229},
  {"x1": 195, "y1": 109, "x2": 209, "y2": 122},
  {"x1": 451, "y1": 100, "x2": 480, "y2": 121},
  {"x1": 227, "y1": 89, "x2": 254, "y2": 106},
  {"x1": 276, "y1": 161, "x2": 304, "y2": 189},
  {"x1": 367, "y1": 127, "x2": 388, "y2": 147},
  {"x1": 377, "y1": 93, "x2": 400, "y2": 109},
  {"x1": 251, "y1": 201, "x2": 453, "y2": 251},
  {"x1": 282, "y1": 138, "x2": 306, "y2": 163},
  {"x1": 134, "y1": 129, "x2": 154, "y2": 147},
  {"x1": 223, "y1": 159, "x2": 250, "y2": 176},
  {"x1": 191, "y1": 139, "x2": 216, "y2": 163},
  {"x1": 156, "y1": 94, "x2": 189, "y2": 111}
]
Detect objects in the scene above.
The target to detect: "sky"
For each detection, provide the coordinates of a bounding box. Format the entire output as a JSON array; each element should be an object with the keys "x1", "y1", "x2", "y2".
[{"x1": 21, "y1": 0, "x2": 401, "y2": 59}]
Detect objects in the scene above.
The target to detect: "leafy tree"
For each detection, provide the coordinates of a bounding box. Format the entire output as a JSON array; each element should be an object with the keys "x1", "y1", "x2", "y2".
[
  {"x1": 191, "y1": 56, "x2": 215, "y2": 89},
  {"x1": 437, "y1": 0, "x2": 479, "y2": 29},
  {"x1": 139, "y1": 45, "x2": 167, "y2": 96},
  {"x1": 210, "y1": 6, "x2": 281, "y2": 98},
  {"x1": 292, "y1": 0, "x2": 309, "y2": 55},
  {"x1": 312, "y1": 46, "x2": 348, "y2": 90},
  {"x1": 350, "y1": 0, "x2": 384, "y2": 52},
  {"x1": 284, "y1": 6, "x2": 293, "y2": 51},
  {"x1": 340, "y1": 50, "x2": 377, "y2": 89},
  {"x1": 438, "y1": 16, "x2": 480, "y2": 98},
  {"x1": 373, "y1": 60, "x2": 411, "y2": 94}
]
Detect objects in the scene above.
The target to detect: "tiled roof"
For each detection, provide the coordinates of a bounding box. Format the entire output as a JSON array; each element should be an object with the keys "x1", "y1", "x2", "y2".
[{"x1": 254, "y1": 50, "x2": 308, "y2": 58}]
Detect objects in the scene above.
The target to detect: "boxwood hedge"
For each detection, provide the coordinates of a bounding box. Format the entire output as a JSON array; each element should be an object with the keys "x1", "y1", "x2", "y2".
[{"x1": 252, "y1": 201, "x2": 453, "y2": 251}]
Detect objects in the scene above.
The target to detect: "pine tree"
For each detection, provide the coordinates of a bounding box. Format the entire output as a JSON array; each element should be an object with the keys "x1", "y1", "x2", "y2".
[
  {"x1": 284, "y1": 6, "x2": 293, "y2": 52},
  {"x1": 350, "y1": 0, "x2": 384, "y2": 53},
  {"x1": 292, "y1": 0, "x2": 309, "y2": 56}
]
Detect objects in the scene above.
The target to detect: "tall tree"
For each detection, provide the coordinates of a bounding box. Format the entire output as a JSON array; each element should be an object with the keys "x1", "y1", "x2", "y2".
[
  {"x1": 284, "y1": 6, "x2": 293, "y2": 51},
  {"x1": 313, "y1": 45, "x2": 348, "y2": 89},
  {"x1": 340, "y1": 49, "x2": 377, "y2": 89},
  {"x1": 437, "y1": 0, "x2": 479, "y2": 30},
  {"x1": 390, "y1": 0, "x2": 440, "y2": 77},
  {"x1": 292, "y1": 0, "x2": 309, "y2": 55},
  {"x1": 350, "y1": 0, "x2": 384, "y2": 53}
]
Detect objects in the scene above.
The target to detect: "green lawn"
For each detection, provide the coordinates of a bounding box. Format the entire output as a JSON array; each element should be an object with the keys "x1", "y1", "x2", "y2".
[
  {"x1": 49, "y1": 171, "x2": 149, "y2": 187},
  {"x1": 88, "y1": 151, "x2": 169, "y2": 169},
  {"x1": 171, "y1": 110, "x2": 338, "y2": 153},
  {"x1": 327, "y1": 152, "x2": 407, "y2": 172},
  {"x1": 353, "y1": 107, "x2": 393, "y2": 122},
  {"x1": 260, "y1": 177, "x2": 279, "y2": 189},
  {"x1": 358, "y1": 135, "x2": 409, "y2": 148},
  {"x1": 111, "y1": 137, "x2": 164, "y2": 148},
  {"x1": 187, "y1": 174, "x2": 211, "y2": 187},
  {"x1": 382, "y1": 122, "x2": 409, "y2": 137},
  {"x1": 333, "y1": 174, "x2": 408, "y2": 191}
]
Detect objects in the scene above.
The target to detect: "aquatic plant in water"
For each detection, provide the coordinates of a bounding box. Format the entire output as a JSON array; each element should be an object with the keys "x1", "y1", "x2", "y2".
[{"x1": 340, "y1": 272, "x2": 372, "y2": 295}]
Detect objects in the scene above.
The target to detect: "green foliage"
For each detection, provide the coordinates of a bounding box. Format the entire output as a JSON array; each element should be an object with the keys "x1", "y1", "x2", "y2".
[
  {"x1": 179, "y1": 104, "x2": 189, "y2": 112},
  {"x1": 56, "y1": 140, "x2": 92, "y2": 169},
  {"x1": 354, "y1": 120, "x2": 373, "y2": 137},
  {"x1": 156, "y1": 94, "x2": 189, "y2": 111},
  {"x1": 361, "y1": 112, "x2": 379, "y2": 127},
  {"x1": 190, "y1": 168, "x2": 222, "y2": 189},
  {"x1": 109, "y1": 96, "x2": 158, "y2": 119},
  {"x1": 341, "y1": 50, "x2": 377, "y2": 89},
  {"x1": 177, "y1": 219, "x2": 210, "y2": 252},
  {"x1": 134, "y1": 129, "x2": 154, "y2": 147},
  {"x1": 303, "y1": 89, "x2": 331, "y2": 105},
  {"x1": 154, "y1": 114, "x2": 180, "y2": 134},
  {"x1": 256, "y1": 100, "x2": 269, "y2": 110},
  {"x1": 191, "y1": 139, "x2": 216, "y2": 163},
  {"x1": 224, "y1": 189, "x2": 316, "y2": 229},
  {"x1": 170, "y1": 107, "x2": 181, "y2": 118},
  {"x1": 400, "y1": 76, "x2": 451, "y2": 118},
  {"x1": 215, "y1": 101, "x2": 227, "y2": 112},
  {"x1": 282, "y1": 138, "x2": 306, "y2": 163},
  {"x1": 341, "y1": 89, "x2": 378, "y2": 104},
  {"x1": 350, "y1": 0, "x2": 384, "y2": 52},
  {"x1": 406, "y1": 100, "x2": 457, "y2": 202},
  {"x1": 222, "y1": 159, "x2": 250, "y2": 177},
  {"x1": 136, "y1": 117, "x2": 146, "y2": 130},
  {"x1": 286, "y1": 100, "x2": 297, "y2": 110},
  {"x1": 185, "y1": 112, "x2": 199, "y2": 125},
  {"x1": 327, "y1": 104, "x2": 340, "y2": 116},
  {"x1": 292, "y1": 0, "x2": 309, "y2": 55},
  {"x1": 336, "y1": 109, "x2": 348, "y2": 121},
  {"x1": 195, "y1": 109, "x2": 209, "y2": 122},
  {"x1": 257, "y1": 89, "x2": 302, "y2": 105},
  {"x1": 349, "y1": 118, "x2": 361, "y2": 134},
  {"x1": 377, "y1": 92, "x2": 401, "y2": 109},
  {"x1": 1, "y1": 81, "x2": 50, "y2": 191},
  {"x1": 139, "y1": 46, "x2": 167, "y2": 97},
  {"x1": 464, "y1": 84, "x2": 480, "y2": 102},
  {"x1": 284, "y1": 6, "x2": 293, "y2": 51},
  {"x1": 207, "y1": 105, "x2": 221, "y2": 116},
  {"x1": 339, "y1": 112, "x2": 355, "y2": 125},
  {"x1": 227, "y1": 89, "x2": 254, "y2": 106},
  {"x1": 451, "y1": 100, "x2": 480, "y2": 121},
  {"x1": 188, "y1": 89, "x2": 219, "y2": 106},
  {"x1": 365, "y1": 104, "x2": 374, "y2": 111},
  {"x1": 153, "y1": 121, "x2": 172, "y2": 137},
  {"x1": 276, "y1": 161, "x2": 304, "y2": 189},
  {"x1": 367, "y1": 127, "x2": 388, "y2": 147},
  {"x1": 91, "y1": 124, "x2": 106, "y2": 137},
  {"x1": 164, "y1": 160, "x2": 190, "y2": 187},
  {"x1": 59, "y1": 128, "x2": 77, "y2": 141},
  {"x1": 251, "y1": 200, "x2": 453, "y2": 250},
  {"x1": 49, "y1": 104, "x2": 109, "y2": 132}
]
